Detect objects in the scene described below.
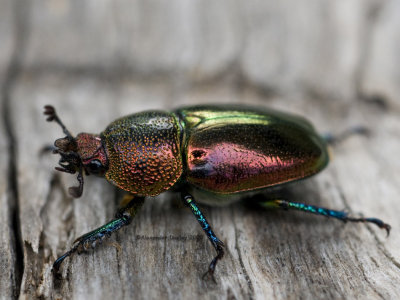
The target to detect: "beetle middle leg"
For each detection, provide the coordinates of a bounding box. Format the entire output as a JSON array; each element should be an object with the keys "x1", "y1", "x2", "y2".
[
  {"x1": 181, "y1": 191, "x2": 224, "y2": 282},
  {"x1": 52, "y1": 195, "x2": 145, "y2": 275},
  {"x1": 258, "y1": 199, "x2": 391, "y2": 235}
]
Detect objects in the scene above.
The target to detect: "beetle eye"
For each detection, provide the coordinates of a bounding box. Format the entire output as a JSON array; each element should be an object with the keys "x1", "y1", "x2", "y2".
[{"x1": 86, "y1": 159, "x2": 106, "y2": 175}]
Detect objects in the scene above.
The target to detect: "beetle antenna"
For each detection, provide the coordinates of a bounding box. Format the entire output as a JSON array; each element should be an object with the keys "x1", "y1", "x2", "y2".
[
  {"x1": 44, "y1": 105, "x2": 74, "y2": 139},
  {"x1": 44, "y1": 106, "x2": 84, "y2": 197}
]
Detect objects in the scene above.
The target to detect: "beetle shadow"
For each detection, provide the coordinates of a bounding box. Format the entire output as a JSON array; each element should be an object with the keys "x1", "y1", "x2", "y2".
[
  {"x1": 245, "y1": 179, "x2": 323, "y2": 205},
  {"x1": 242, "y1": 178, "x2": 340, "y2": 231}
]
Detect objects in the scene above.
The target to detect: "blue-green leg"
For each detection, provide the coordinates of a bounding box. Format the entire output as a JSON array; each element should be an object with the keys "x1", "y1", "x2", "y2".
[
  {"x1": 260, "y1": 200, "x2": 391, "y2": 235},
  {"x1": 53, "y1": 195, "x2": 145, "y2": 275},
  {"x1": 181, "y1": 192, "x2": 224, "y2": 281},
  {"x1": 323, "y1": 126, "x2": 370, "y2": 145}
]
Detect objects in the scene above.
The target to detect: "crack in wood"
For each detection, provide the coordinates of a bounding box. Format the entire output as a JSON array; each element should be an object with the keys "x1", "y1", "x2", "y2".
[{"x1": 1, "y1": 0, "x2": 30, "y2": 298}]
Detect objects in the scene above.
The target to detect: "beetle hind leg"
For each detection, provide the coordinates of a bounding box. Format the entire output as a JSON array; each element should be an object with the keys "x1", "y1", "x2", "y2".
[
  {"x1": 323, "y1": 126, "x2": 370, "y2": 145},
  {"x1": 259, "y1": 199, "x2": 391, "y2": 236},
  {"x1": 52, "y1": 195, "x2": 145, "y2": 276},
  {"x1": 181, "y1": 192, "x2": 224, "y2": 282}
]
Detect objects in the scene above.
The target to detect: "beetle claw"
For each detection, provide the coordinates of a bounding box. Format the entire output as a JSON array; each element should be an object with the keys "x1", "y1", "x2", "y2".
[
  {"x1": 52, "y1": 249, "x2": 74, "y2": 275},
  {"x1": 345, "y1": 216, "x2": 392, "y2": 236},
  {"x1": 202, "y1": 269, "x2": 217, "y2": 284},
  {"x1": 376, "y1": 221, "x2": 391, "y2": 237},
  {"x1": 384, "y1": 224, "x2": 391, "y2": 237}
]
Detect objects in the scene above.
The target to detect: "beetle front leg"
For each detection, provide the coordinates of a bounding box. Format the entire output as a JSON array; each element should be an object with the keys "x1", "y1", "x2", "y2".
[
  {"x1": 259, "y1": 199, "x2": 391, "y2": 236},
  {"x1": 181, "y1": 192, "x2": 224, "y2": 282},
  {"x1": 52, "y1": 195, "x2": 145, "y2": 275}
]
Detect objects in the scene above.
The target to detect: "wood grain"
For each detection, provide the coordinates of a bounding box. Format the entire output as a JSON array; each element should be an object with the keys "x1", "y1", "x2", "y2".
[{"x1": 1, "y1": 1, "x2": 400, "y2": 299}]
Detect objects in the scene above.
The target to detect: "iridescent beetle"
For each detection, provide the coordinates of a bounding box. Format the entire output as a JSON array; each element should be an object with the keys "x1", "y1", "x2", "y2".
[{"x1": 44, "y1": 105, "x2": 390, "y2": 279}]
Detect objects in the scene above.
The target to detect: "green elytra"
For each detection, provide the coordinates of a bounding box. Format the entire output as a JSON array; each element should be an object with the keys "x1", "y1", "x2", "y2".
[{"x1": 44, "y1": 105, "x2": 390, "y2": 281}]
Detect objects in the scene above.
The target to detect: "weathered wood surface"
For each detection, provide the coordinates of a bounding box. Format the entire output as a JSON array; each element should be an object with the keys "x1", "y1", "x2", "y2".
[{"x1": 1, "y1": 0, "x2": 400, "y2": 299}]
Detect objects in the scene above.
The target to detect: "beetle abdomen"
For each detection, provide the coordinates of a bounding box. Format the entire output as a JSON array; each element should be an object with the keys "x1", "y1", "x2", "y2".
[
  {"x1": 177, "y1": 106, "x2": 329, "y2": 194},
  {"x1": 102, "y1": 111, "x2": 183, "y2": 196}
]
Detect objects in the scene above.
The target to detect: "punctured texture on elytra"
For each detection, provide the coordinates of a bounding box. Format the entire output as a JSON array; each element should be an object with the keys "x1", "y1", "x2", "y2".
[{"x1": 177, "y1": 106, "x2": 329, "y2": 194}]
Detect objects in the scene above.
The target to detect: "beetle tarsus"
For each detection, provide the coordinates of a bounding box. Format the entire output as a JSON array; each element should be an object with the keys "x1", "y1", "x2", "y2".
[
  {"x1": 52, "y1": 196, "x2": 144, "y2": 277},
  {"x1": 52, "y1": 249, "x2": 75, "y2": 277},
  {"x1": 182, "y1": 192, "x2": 225, "y2": 281},
  {"x1": 202, "y1": 242, "x2": 224, "y2": 283},
  {"x1": 346, "y1": 217, "x2": 391, "y2": 237},
  {"x1": 259, "y1": 199, "x2": 391, "y2": 236},
  {"x1": 52, "y1": 218, "x2": 130, "y2": 276}
]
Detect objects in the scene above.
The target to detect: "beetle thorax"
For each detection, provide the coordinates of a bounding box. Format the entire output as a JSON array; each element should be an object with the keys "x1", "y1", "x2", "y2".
[{"x1": 101, "y1": 111, "x2": 183, "y2": 196}]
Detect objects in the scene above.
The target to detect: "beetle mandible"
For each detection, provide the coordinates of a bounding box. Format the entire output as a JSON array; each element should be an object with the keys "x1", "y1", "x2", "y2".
[{"x1": 44, "y1": 104, "x2": 390, "y2": 279}]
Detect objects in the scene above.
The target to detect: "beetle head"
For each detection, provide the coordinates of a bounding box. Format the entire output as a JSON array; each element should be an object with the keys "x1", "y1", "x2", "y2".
[{"x1": 44, "y1": 105, "x2": 108, "y2": 198}]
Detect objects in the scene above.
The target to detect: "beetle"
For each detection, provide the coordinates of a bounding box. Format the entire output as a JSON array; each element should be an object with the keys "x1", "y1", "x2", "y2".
[{"x1": 44, "y1": 104, "x2": 390, "y2": 279}]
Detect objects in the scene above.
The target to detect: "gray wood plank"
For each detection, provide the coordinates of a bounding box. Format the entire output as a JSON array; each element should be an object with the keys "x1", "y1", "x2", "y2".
[
  {"x1": 0, "y1": 92, "x2": 17, "y2": 300},
  {"x1": 3, "y1": 0, "x2": 400, "y2": 299},
  {"x1": 0, "y1": 0, "x2": 23, "y2": 299},
  {"x1": 361, "y1": 0, "x2": 400, "y2": 110},
  {"x1": 25, "y1": 1, "x2": 381, "y2": 102},
  {"x1": 11, "y1": 75, "x2": 400, "y2": 299}
]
